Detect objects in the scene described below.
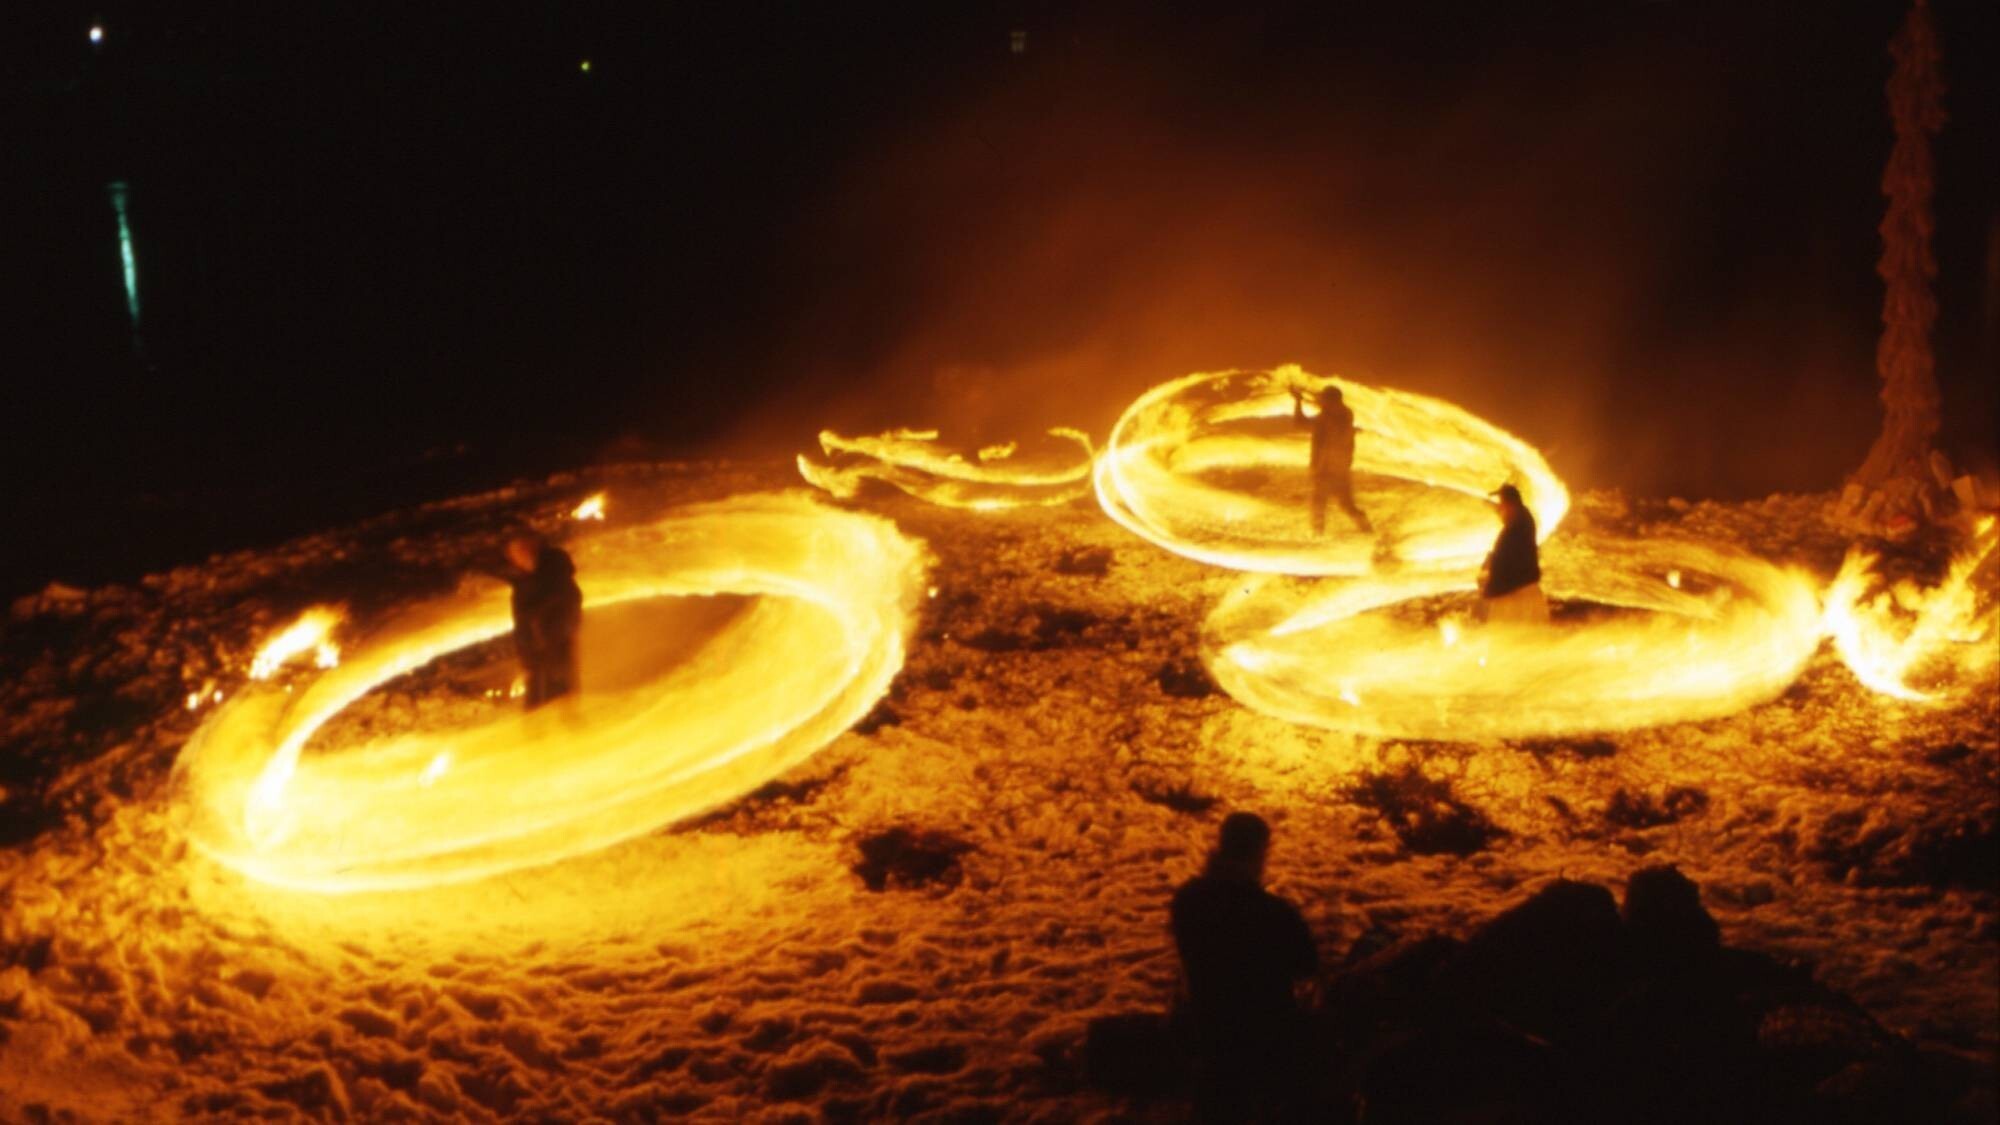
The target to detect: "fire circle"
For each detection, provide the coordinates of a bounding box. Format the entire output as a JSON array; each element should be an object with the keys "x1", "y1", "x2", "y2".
[
  {"x1": 1203, "y1": 536, "x2": 1826, "y2": 741},
  {"x1": 1094, "y1": 366, "x2": 1570, "y2": 576},
  {"x1": 177, "y1": 494, "x2": 927, "y2": 893}
]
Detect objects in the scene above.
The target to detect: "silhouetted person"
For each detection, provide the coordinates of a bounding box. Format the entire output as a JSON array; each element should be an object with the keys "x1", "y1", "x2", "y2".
[
  {"x1": 505, "y1": 535, "x2": 582, "y2": 709},
  {"x1": 1479, "y1": 484, "x2": 1548, "y2": 624},
  {"x1": 1171, "y1": 812, "x2": 1317, "y2": 1122},
  {"x1": 1291, "y1": 384, "x2": 1372, "y2": 536}
]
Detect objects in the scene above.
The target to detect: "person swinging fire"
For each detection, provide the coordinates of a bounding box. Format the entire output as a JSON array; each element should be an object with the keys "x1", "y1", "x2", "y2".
[
  {"x1": 1478, "y1": 484, "x2": 1549, "y2": 625},
  {"x1": 504, "y1": 534, "x2": 583, "y2": 709},
  {"x1": 1290, "y1": 382, "x2": 1373, "y2": 536}
]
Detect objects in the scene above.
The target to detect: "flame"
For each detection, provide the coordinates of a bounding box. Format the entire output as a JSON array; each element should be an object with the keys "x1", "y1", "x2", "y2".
[
  {"x1": 177, "y1": 494, "x2": 926, "y2": 893},
  {"x1": 1823, "y1": 518, "x2": 1998, "y2": 701},
  {"x1": 572, "y1": 492, "x2": 607, "y2": 521},
  {"x1": 1200, "y1": 536, "x2": 1832, "y2": 744},
  {"x1": 1094, "y1": 366, "x2": 1569, "y2": 575},
  {"x1": 799, "y1": 427, "x2": 1096, "y2": 509},
  {"x1": 249, "y1": 607, "x2": 345, "y2": 680},
  {"x1": 1206, "y1": 514, "x2": 1999, "y2": 738},
  {"x1": 1207, "y1": 537, "x2": 1825, "y2": 740}
]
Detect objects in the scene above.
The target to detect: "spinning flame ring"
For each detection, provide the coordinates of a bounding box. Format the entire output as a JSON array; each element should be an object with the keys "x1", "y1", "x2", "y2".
[
  {"x1": 1205, "y1": 536, "x2": 1826, "y2": 741},
  {"x1": 1094, "y1": 366, "x2": 1569, "y2": 576},
  {"x1": 177, "y1": 494, "x2": 926, "y2": 893},
  {"x1": 1094, "y1": 367, "x2": 1976, "y2": 737}
]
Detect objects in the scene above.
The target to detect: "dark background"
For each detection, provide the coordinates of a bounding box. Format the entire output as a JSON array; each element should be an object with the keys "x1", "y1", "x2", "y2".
[{"x1": 6, "y1": 2, "x2": 1996, "y2": 598}]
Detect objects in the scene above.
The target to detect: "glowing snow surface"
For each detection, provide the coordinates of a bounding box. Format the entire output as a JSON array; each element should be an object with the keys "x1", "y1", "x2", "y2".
[{"x1": 177, "y1": 493, "x2": 926, "y2": 893}]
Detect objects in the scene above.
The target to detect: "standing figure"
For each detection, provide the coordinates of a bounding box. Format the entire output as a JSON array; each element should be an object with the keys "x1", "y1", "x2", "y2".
[
  {"x1": 1291, "y1": 384, "x2": 1372, "y2": 536},
  {"x1": 505, "y1": 535, "x2": 583, "y2": 708},
  {"x1": 1170, "y1": 812, "x2": 1318, "y2": 1122},
  {"x1": 1478, "y1": 484, "x2": 1548, "y2": 624}
]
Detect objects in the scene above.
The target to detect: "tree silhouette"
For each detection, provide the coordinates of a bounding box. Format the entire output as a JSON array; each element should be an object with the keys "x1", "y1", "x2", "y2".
[{"x1": 1853, "y1": 0, "x2": 1946, "y2": 501}]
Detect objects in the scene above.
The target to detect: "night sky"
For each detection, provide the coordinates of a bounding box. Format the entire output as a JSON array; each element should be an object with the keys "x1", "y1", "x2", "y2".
[{"x1": 7, "y1": 2, "x2": 1997, "y2": 597}]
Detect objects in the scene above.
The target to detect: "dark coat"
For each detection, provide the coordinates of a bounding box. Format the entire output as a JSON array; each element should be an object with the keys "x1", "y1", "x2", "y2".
[
  {"x1": 511, "y1": 545, "x2": 582, "y2": 664},
  {"x1": 1170, "y1": 865, "x2": 1318, "y2": 1041},
  {"x1": 1302, "y1": 397, "x2": 1357, "y2": 474},
  {"x1": 1482, "y1": 506, "x2": 1541, "y2": 598}
]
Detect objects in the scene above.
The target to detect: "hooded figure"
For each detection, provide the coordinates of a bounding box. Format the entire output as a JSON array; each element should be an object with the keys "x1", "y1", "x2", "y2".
[
  {"x1": 1291, "y1": 383, "x2": 1373, "y2": 536},
  {"x1": 1479, "y1": 484, "x2": 1548, "y2": 624},
  {"x1": 1170, "y1": 812, "x2": 1318, "y2": 1120},
  {"x1": 505, "y1": 536, "x2": 583, "y2": 708}
]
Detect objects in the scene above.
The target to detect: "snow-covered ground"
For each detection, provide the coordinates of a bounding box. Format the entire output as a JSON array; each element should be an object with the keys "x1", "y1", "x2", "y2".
[{"x1": 1, "y1": 462, "x2": 1993, "y2": 1121}]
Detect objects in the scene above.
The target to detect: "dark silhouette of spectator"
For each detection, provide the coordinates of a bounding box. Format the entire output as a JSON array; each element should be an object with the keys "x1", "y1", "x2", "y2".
[
  {"x1": 1171, "y1": 812, "x2": 1318, "y2": 1121},
  {"x1": 1291, "y1": 384, "x2": 1373, "y2": 536},
  {"x1": 1478, "y1": 483, "x2": 1548, "y2": 624},
  {"x1": 504, "y1": 535, "x2": 582, "y2": 709}
]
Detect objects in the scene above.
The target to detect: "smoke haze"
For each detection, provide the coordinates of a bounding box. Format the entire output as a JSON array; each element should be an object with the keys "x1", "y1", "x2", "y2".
[{"x1": 703, "y1": 4, "x2": 1995, "y2": 499}]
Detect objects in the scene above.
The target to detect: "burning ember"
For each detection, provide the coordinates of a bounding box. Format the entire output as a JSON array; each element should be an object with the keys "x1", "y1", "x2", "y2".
[
  {"x1": 799, "y1": 427, "x2": 1096, "y2": 509},
  {"x1": 570, "y1": 491, "x2": 608, "y2": 521},
  {"x1": 176, "y1": 494, "x2": 925, "y2": 892},
  {"x1": 1094, "y1": 366, "x2": 1569, "y2": 575}
]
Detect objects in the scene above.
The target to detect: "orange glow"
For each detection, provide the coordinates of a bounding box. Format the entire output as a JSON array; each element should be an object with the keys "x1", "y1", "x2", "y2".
[
  {"x1": 1094, "y1": 366, "x2": 1569, "y2": 575},
  {"x1": 248, "y1": 607, "x2": 344, "y2": 680},
  {"x1": 1206, "y1": 536, "x2": 1825, "y2": 740},
  {"x1": 799, "y1": 427, "x2": 1096, "y2": 509},
  {"x1": 572, "y1": 492, "x2": 608, "y2": 521},
  {"x1": 177, "y1": 494, "x2": 926, "y2": 893},
  {"x1": 1824, "y1": 517, "x2": 1998, "y2": 701}
]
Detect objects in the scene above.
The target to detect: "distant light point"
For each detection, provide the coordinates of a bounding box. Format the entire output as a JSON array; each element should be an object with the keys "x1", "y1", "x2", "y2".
[
  {"x1": 579, "y1": 58, "x2": 592, "y2": 74},
  {"x1": 1009, "y1": 30, "x2": 1027, "y2": 55},
  {"x1": 89, "y1": 23, "x2": 105, "y2": 45}
]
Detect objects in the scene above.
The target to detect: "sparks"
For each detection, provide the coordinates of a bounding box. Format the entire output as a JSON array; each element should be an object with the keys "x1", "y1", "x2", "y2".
[{"x1": 572, "y1": 492, "x2": 607, "y2": 521}]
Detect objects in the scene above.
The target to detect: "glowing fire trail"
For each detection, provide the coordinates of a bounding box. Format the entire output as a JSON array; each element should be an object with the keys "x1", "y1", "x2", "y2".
[
  {"x1": 799, "y1": 427, "x2": 1097, "y2": 510},
  {"x1": 1095, "y1": 366, "x2": 1569, "y2": 576},
  {"x1": 1205, "y1": 520, "x2": 1998, "y2": 741},
  {"x1": 177, "y1": 494, "x2": 926, "y2": 893},
  {"x1": 1205, "y1": 537, "x2": 1825, "y2": 741},
  {"x1": 1824, "y1": 517, "x2": 1999, "y2": 701}
]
